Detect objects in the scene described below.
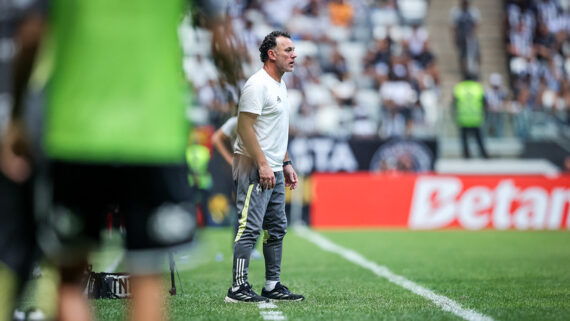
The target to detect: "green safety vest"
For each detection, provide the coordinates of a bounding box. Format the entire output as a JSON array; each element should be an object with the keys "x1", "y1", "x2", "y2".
[
  {"x1": 453, "y1": 80, "x2": 485, "y2": 128},
  {"x1": 186, "y1": 144, "x2": 212, "y2": 190},
  {"x1": 45, "y1": 0, "x2": 188, "y2": 164}
]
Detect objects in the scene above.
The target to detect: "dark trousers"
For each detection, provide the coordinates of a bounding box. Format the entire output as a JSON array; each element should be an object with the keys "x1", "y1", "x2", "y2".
[
  {"x1": 0, "y1": 171, "x2": 37, "y2": 299},
  {"x1": 460, "y1": 127, "x2": 488, "y2": 159},
  {"x1": 232, "y1": 155, "x2": 287, "y2": 285}
]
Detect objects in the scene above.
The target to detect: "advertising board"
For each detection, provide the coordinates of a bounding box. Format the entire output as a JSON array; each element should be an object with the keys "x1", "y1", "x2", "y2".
[{"x1": 310, "y1": 173, "x2": 570, "y2": 230}]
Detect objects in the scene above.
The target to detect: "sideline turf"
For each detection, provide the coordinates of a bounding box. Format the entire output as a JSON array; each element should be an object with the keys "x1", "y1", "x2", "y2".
[{"x1": 91, "y1": 228, "x2": 570, "y2": 321}]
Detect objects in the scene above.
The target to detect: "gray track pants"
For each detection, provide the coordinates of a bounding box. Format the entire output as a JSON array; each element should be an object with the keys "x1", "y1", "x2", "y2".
[{"x1": 232, "y1": 155, "x2": 287, "y2": 286}]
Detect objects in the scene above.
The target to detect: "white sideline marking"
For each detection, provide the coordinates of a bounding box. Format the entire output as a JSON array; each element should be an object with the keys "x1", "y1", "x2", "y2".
[
  {"x1": 258, "y1": 302, "x2": 278, "y2": 309},
  {"x1": 258, "y1": 302, "x2": 286, "y2": 320},
  {"x1": 104, "y1": 252, "x2": 124, "y2": 273},
  {"x1": 295, "y1": 226, "x2": 495, "y2": 321}
]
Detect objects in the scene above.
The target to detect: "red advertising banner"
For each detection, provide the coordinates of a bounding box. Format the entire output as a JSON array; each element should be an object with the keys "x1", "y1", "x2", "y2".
[{"x1": 310, "y1": 173, "x2": 570, "y2": 230}]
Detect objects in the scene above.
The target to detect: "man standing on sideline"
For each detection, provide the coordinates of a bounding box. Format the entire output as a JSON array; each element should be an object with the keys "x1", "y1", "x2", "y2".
[
  {"x1": 453, "y1": 73, "x2": 489, "y2": 159},
  {"x1": 224, "y1": 31, "x2": 304, "y2": 303}
]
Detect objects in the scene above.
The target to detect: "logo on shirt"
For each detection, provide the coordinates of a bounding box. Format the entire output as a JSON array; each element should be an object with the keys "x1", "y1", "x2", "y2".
[{"x1": 277, "y1": 96, "x2": 281, "y2": 103}]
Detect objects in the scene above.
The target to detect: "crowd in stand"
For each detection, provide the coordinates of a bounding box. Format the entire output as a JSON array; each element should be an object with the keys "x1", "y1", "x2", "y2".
[
  {"x1": 503, "y1": 0, "x2": 570, "y2": 138},
  {"x1": 180, "y1": 0, "x2": 439, "y2": 140}
]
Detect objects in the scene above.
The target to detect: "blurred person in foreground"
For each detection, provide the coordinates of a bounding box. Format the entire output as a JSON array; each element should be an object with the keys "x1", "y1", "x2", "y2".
[
  {"x1": 453, "y1": 73, "x2": 489, "y2": 159},
  {"x1": 0, "y1": 2, "x2": 53, "y2": 321},
  {"x1": 2, "y1": 1, "x2": 241, "y2": 321},
  {"x1": 224, "y1": 31, "x2": 304, "y2": 303}
]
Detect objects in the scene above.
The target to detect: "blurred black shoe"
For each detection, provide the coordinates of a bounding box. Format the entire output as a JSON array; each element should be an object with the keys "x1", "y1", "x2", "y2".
[
  {"x1": 225, "y1": 282, "x2": 269, "y2": 303},
  {"x1": 261, "y1": 282, "x2": 304, "y2": 301}
]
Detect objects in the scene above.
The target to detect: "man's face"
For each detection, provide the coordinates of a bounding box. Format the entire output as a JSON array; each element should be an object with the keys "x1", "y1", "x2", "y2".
[{"x1": 272, "y1": 36, "x2": 296, "y2": 73}]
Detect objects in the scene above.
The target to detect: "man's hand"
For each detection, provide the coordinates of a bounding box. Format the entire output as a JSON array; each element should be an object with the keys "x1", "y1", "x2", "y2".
[
  {"x1": 283, "y1": 164, "x2": 298, "y2": 190},
  {"x1": 259, "y1": 162, "x2": 275, "y2": 190},
  {"x1": 0, "y1": 120, "x2": 32, "y2": 183}
]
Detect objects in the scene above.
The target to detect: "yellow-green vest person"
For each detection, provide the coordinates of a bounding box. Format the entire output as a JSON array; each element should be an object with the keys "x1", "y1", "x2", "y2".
[
  {"x1": 186, "y1": 144, "x2": 213, "y2": 190},
  {"x1": 453, "y1": 79, "x2": 485, "y2": 128}
]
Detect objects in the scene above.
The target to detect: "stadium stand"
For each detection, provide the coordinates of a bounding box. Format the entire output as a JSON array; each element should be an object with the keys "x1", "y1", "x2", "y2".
[
  {"x1": 177, "y1": 0, "x2": 570, "y2": 166},
  {"x1": 179, "y1": 0, "x2": 438, "y2": 140},
  {"x1": 504, "y1": 0, "x2": 570, "y2": 140}
]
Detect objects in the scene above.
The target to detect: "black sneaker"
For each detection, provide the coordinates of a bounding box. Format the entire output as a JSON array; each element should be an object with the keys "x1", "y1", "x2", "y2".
[
  {"x1": 261, "y1": 282, "x2": 305, "y2": 301},
  {"x1": 224, "y1": 283, "x2": 269, "y2": 303}
]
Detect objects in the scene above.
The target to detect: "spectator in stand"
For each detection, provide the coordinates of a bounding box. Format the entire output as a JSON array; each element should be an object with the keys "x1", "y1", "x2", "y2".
[
  {"x1": 558, "y1": 79, "x2": 570, "y2": 122},
  {"x1": 226, "y1": 0, "x2": 249, "y2": 20},
  {"x1": 328, "y1": 0, "x2": 354, "y2": 27},
  {"x1": 453, "y1": 74, "x2": 489, "y2": 158},
  {"x1": 534, "y1": 22, "x2": 556, "y2": 60},
  {"x1": 508, "y1": 20, "x2": 534, "y2": 59},
  {"x1": 185, "y1": 54, "x2": 218, "y2": 89},
  {"x1": 407, "y1": 23, "x2": 429, "y2": 59},
  {"x1": 291, "y1": 0, "x2": 330, "y2": 42},
  {"x1": 380, "y1": 58, "x2": 414, "y2": 119},
  {"x1": 331, "y1": 75, "x2": 357, "y2": 106},
  {"x1": 352, "y1": 102, "x2": 379, "y2": 139},
  {"x1": 304, "y1": 0, "x2": 322, "y2": 17},
  {"x1": 197, "y1": 79, "x2": 217, "y2": 109},
  {"x1": 534, "y1": 0, "x2": 559, "y2": 27},
  {"x1": 380, "y1": 101, "x2": 407, "y2": 138},
  {"x1": 485, "y1": 73, "x2": 509, "y2": 137},
  {"x1": 510, "y1": 84, "x2": 532, "y2": 139},
  {"x1": 505, "y1": 0, "x2": 535, "y2": 41},
  {"x1": 504, "y1": 0, "x2": 570, "y2": 137},
  {"x1": 413, "y1": 41, "x2": 441, "y2": 90},
  {"x1": 261, "y1": 0, "x2": 302, "y2": 28},
  {"x1": 546, "y1": 8, "x2": 568, "y2": 36},
  {"x1": 537, "y1": 76, "x2": 558, "y2": 110},
  {"x1": 287, "y1": 4, "x2": 330, "y2": 42},
  {"x1": 240, "y1": 18, "x2": 262, "y2": 61},
  {"x1": 292, "y1": 101, "x2": 318, "y2": 137},
  {"x1": 521, "y1": 56, "x2": 542, "y2": 94},
  {"x1": 303, "y1": 76, "x2": 333, "y2": 107},
  {"x1": 410, "y1": 99, "x2": 426, "y2": 127},
  {"x1": 287, "y1": 55, "x2": 322, "y2": 91},
  {"x1": 371, "y1": 0, "x2": 399, "y2": 26},
  {"x1": 324, "y1": 43, "x2": 349, "y2": 81},
  {"x1": 450, "y1": 0, "x2": 481, "y2": 77},
  {"x1": 364, "y1": 36, "x2": 392, "y2": 88},
  {"x1": 197, "y1": 78, "x2": 237, "y2": 128},
  {"x1": 287, "y1": 7, "x2": 313, "y2": 40}
]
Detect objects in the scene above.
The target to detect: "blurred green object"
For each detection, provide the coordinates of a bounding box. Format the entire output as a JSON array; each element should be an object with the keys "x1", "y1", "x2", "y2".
[
  {"x1": 186, "y1": 144, "x2": 213, "y2": 190},
  {"x1": 30, "y1": 262, "x2": 59, "y2": 319},
  {"x1": 0, "y1": 263, "x2": 17, "y2": 321},
  {"x1": 454, "y1": 79, "x2": 485, "y2": 128},
  {"x1": 2, "y1": 260, "x2": 59, "y2": 321},
  {"x1": 45, "y1": 0, "x2": 189, "y2": 164}
]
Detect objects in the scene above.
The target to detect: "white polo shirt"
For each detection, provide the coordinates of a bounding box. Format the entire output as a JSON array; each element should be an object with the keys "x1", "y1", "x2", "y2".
[{"x1": 234, "y1": 68, "x2": 289, "y2": 172}]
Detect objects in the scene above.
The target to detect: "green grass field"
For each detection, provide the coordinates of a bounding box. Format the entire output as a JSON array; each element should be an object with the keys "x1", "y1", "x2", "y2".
[{"x1": 89, "y1": 227, "x2": 570, "y2": 321}]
